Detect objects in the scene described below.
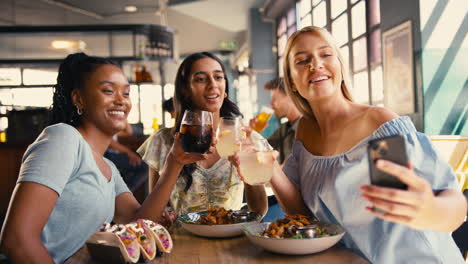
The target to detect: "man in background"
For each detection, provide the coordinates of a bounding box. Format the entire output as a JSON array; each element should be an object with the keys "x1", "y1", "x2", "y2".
[
  {"x1": 250, "y1": 77, "x2": 302, "y2": 221},
  {"x1": 251, "y1": 77, "x2": 302, "y2": 164}
]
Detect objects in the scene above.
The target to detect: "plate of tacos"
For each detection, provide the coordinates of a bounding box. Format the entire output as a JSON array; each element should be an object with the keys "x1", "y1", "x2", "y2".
[
  {"x1": 242, "y1": 214, "x2": 345, "y2": 255},
  {"x1": 86, "y1": 219, "x2": 173, "y2": 263},
  {"x1": 179, "y1": 207, "x2": 263, "y2": 238}
]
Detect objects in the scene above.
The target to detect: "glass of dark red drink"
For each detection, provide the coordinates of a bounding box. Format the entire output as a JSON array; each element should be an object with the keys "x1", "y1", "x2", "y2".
[{"x1": 179, "y1": 110, "x2": 213, "y2": 154}]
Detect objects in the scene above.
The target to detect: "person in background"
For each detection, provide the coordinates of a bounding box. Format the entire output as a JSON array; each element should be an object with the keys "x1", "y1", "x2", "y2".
[
  {"x1": 250, "y1": 77, "x2": 302, "y2": 222},
  {"x1": 269, "y1": 26, "x2": 466, "y2": 263},
  {"x1": 137, "y1": 52, "x2": 268, "y2": 217},
  {"x1": 162, "y1": 97, "x2": 175, "y2": 120},
  {"x1": 0, "y1": 53, "x2": 171, "y2": 264},
  {"x1": 251, "y1": 77, "x2": 302, "y2": 165},
  {"x1": 105, "y1": 121, "x2": 148, "y2": 191}
]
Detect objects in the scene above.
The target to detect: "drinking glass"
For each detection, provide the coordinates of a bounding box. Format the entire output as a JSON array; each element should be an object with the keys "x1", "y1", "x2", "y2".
[
  {"x1": 238, "y1": 138, "x2": 274, "y2": 185},
  {"x1": 252, "y1": 106, "x2": 274, "y2": 133},
  {"x1": 179, "y1": 110, "x2": 213, "y2": 154},
  {"x1": 215, "y1": 116, "x2": 245, "y2": 158}
]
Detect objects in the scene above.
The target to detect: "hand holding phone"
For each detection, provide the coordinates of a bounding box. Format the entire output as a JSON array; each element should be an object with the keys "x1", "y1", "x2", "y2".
[{"x1": 367, "y1": 135, "x2": 408, "y2": 190}]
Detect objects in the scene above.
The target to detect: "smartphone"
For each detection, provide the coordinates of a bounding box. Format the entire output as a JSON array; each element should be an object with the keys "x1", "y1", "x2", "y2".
[{"x1": 367, "y1": 135, "x2": 408, "y2": 190}]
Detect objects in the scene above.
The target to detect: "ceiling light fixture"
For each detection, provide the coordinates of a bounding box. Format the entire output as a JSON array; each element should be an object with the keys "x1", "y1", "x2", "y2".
[{"x1": 124, "y1": 5, "x2": 138, "y2": 12}]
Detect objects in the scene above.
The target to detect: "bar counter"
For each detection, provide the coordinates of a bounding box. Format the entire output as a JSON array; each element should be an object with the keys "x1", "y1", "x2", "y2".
[{"x1": 66, "y1": 228, "x2": 368, "y2": 264}]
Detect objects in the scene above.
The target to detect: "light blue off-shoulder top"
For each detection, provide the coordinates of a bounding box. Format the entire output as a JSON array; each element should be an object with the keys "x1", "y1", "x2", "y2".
[{"x1": 283, "y1": 116, "x2": 464, "y2": 263}]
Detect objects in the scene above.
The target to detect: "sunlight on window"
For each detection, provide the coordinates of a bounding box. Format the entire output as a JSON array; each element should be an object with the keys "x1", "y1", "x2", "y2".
[
  {"x1": 351, "y1": 1, "x2": 366, "y2": 39},
  {"x1": 371, "y1": 66, "x2": 383, "y2": 104},
  {"x1": 300, "y1": 14, "x2": 312, "y2": 29},
  {"x1": 128, "y1": 84, "x2": 140, "y2": 124},
  {"x1": 163, "y1": 83, "x2": 174, "y2": 100},
  {"x1": 313, "y1": 1, "x2": 327, "y2": 28},
  {"x1": 299, "y1": 0, "x2": 311, "y2": 18},
  {"x1": 340, "y1": 45, "x2": 350, "y2": 73},
  {"x1": 140, "y1": 84, "x2": 162, "y2": 135},
  {"x1": 278, "y1": 34, "x2": 287, "y2": 57},
  {"x1": 11, "y1": 88, "x2": 53, "y2": 107},
  {"x1": 0, "y1": 68, "x2": 21, "y2": 85},
  {"x1": 236, "y1": 75, "x2": 256, "y2": 122},
  {"x1": 332, "y1": 14, "x2": 348, "y2": 46},
  {"x1": 353, "y1": 37, "x2": 367, "y2": 72},
  {"x1": 23, "y1": 69, "x2": 58, "y2": 85},
  {"x1": 0, "y1": 89, "x2": 13, "y2": 105},
  {"x1": 331, "y1": 0, "x2": 347, "y2": 19},
  {"x1": 353, "y1": 71, "x2": 369, "y2": 104}
]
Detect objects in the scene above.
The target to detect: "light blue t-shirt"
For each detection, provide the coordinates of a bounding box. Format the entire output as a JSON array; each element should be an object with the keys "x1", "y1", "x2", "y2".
[
  {"x1": 283, "y1": 116, "x2": 464, "y2": 263},
  {"x1": 17, "y1": 123, "x2": 130, "y2": 264}
]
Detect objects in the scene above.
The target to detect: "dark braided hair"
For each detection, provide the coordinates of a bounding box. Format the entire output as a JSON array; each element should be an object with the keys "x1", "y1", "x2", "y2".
[
  {"x1": 49, "y1": 52, "x2": 118, "y2": 126},
  {"x1": 172, "y1": 52, "x2": 242, "y2": 192}
]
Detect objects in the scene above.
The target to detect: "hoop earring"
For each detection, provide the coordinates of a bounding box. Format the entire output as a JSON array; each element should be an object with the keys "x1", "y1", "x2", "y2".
[{"x1": 76, "y1": 105, "x2": 83, "y2": 115}]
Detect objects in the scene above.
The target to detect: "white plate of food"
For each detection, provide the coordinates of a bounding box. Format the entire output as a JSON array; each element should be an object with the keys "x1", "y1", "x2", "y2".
[
  {"x1": 178, "y1": 207, "x2": 263, "y2": 238},
  {"x1": 242, "y1": 214, "x2": 345, "y2": 255}
]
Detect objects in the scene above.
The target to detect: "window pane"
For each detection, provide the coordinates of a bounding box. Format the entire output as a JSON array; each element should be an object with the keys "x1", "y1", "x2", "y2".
[
  {"x1": 353, "y1": 37, "x2": 367, "y2": 72},
  {"x1": 299, "y1": 0, "x2": 311, "y2": 18},
  {"x1": 313, "y1": 1, "x2": 327, "y2": 28},
  {"x1": 278, "y1": 57, "x2": 284, "y2": 77},
  {"x1": 331, "y1": 0, "x2": 347, "y2": 19},
  {"x1": 140, "y1": 84, "x2": 162, "y2": 135},
  {"x1": 0, "y1": 89, "x2": 13, "y2": 105},
  {"x1": 0, "y1": 68, "x2": 21, "y2": 85},
  {"x1": 312, "y1": 0, "x2": 321, "y2": 6},
  {"x1": 278, "y1": 34, "x2": 287, "y2": 56},
  {"x1": 369, "y1": 0, "x2": 381, "y2": 27},
  {"x1": 163, "y1": 83, "x2": 174, "y2": 100},
  {"x1": 23, "y1": 69, "x2": 58, "y2": 85},
  {"x1": 300, "y1": 14, "x2": 312, "y2": 29},
  {"x1": 332, "y1": 14, "x2": 348, "y2": 46},
  {"x1": 371, "y1": 65, "x2": 383, "y2": 105},
  {"x1": 370, "y1": 29, "x2": 382, "y2": 66},
  {"x1": 340, "y1": 45, "x2": 350, "y2": 72},
  {"x1": 351, "y1": 1, "x2": 366, "y2": 39},
  {"x1": 128, "y1": 84, "x2": 140, "y2": 124},
  {"x1": 287, "y1": 7, "x2": 296, "y2": 26},
  {"x1": 11, "y1": 87, "x2": 53, "y2": 107},
  {"x1": 277, "y1": 17, "x2": 287, "y2": 37},
  {"x1": 353, "y1": 71, "x2": 369, "y2": 104},
  {"x1": 287, "y1": 26, "x2": 296, "y2": 37}
]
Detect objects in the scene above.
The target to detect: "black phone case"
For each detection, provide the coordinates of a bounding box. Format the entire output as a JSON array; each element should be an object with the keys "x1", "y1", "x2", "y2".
[{"x1": 367, "y1": 135, "x2": 408, "y2": 190}]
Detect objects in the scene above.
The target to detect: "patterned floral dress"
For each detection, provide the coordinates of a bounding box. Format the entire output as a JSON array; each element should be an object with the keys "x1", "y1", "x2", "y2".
[{"x1": 137, "y1": 128, "x2": 244, "y2": 215}]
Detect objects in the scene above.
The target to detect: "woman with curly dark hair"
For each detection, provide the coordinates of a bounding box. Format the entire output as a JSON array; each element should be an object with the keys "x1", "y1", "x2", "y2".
[{"x1": 0, "y1": 53, "x2": 169, "y2": 263}]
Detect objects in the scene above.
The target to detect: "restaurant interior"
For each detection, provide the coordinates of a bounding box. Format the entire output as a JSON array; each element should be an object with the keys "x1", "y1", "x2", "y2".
[{"x1": 0, "y1": 0, "x2": 466, "y2": 263}]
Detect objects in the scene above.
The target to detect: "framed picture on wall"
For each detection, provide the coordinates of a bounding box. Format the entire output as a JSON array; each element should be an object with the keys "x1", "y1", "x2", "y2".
[{"x1": 382, "y1": 20, "x2": 415, "y2": 115}]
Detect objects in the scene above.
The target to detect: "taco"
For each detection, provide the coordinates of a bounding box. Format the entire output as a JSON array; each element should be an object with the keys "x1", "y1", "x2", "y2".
[
  {"x1": 143, "y1": 219, "x2": 173, "y2": 253},
  {"x1": 126, "y1": 219, "x2": 157, "y2": 260},
  {"x1": 87, "y1": 223, "x2": 140, "y2": 263}
]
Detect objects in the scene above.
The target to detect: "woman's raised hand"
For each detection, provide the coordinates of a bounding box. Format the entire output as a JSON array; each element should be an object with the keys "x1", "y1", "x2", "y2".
[{"x1": 360, "y1": 160, "x2": 439, "y2": 230}]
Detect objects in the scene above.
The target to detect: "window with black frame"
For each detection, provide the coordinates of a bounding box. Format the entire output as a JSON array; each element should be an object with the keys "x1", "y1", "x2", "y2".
[
  {"x1": 279, "y1": 0, "x2": 382, "y2": 106},
  {"x1": 276, "y1": 6, "x2": 297, "y2": 77}
]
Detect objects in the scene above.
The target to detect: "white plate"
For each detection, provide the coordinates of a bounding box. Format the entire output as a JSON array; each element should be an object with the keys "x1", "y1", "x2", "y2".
[
  {"x1": 179, "y1": 211, "x2": 262, "y2": 238},
  {"x1": 243, "y1": 222, "x2": 345, "y2": 255}
]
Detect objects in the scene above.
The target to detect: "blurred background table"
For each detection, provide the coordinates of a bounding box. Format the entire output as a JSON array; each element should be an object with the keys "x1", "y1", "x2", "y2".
[{"x1": 66, "y1": 228, "x2": 368, "y2": 264}]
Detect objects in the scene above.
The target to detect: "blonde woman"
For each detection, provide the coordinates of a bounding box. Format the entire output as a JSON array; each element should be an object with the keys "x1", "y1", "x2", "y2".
[{"x1": 269, "y1": 26, "x2": 466, "y2": 263}]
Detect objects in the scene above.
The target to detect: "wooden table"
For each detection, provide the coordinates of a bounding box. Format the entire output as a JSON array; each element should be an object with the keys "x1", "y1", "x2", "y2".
[{"x1": 67, "y1": 228, "x2": 368, "y2": 264}]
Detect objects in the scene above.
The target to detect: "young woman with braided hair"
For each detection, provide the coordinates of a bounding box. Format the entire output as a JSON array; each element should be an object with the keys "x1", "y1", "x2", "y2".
[{"x1": 0, "y1": 53, "x2": 171, "y2": 264}]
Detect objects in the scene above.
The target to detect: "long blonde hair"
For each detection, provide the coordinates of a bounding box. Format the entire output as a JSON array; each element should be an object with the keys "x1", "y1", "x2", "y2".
[{"x1": 282, "y1": 26, "x2": 354, "y2": 119}]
